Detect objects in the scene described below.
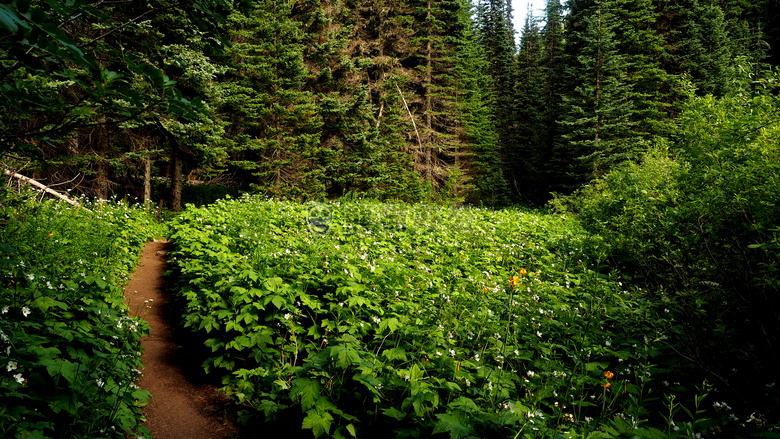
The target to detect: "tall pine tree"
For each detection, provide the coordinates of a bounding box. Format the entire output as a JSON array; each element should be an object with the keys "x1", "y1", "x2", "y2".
[
  {"x1": 553, "y1": 0, "x2": 636, "y2": 190},
  {"x1": 221, "y1": 1, "x2": 324, "y2": 199}
]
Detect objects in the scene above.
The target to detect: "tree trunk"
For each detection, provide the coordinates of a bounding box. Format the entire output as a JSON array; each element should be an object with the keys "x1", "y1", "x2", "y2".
[
  {"x1": 94, "y1": 120, "x2": 110, "y2": 199},
  {"x1": 170, "y1": 145, "x2": 183, "y2": 211},
  {"x1": 143, "y1": 156, "x2": 152, "y2": 203}
]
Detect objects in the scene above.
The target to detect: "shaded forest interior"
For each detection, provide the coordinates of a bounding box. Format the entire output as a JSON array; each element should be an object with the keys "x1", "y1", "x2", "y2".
[{"x1": 2, "y1": 0, "x2": 778, "y2": 208}]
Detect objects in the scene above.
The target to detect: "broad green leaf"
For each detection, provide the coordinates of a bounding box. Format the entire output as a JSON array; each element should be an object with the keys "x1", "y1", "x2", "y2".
[
  {"x1": 302, "y1": 410, "x2": 333, "y2": 438},
  {"x1": 379, "y1": 317, "x2": 400, "y2": 332},
  {"x1": 382, "y1": 407, "x2": 406, "y2": 421},
  {"x1": 448, "y1": 396, "x2": 479, "y2": 413},
  {"x1": 432, "y1": 413, "x2": 475, "y2": 439},
  {"x1": 290, "y1": 378, "x2": 321, "y2": 410},
  {"x1": 382, "y1": 347, "x2": 407, "y2": 361},
  {"x1": 271, "y1": 295, "x2": 286, "y2": 309}
]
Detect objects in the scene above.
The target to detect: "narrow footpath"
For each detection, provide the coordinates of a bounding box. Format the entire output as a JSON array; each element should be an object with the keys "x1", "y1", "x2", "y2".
[{"x1": 124, "y1": 241, "x2": 242, "y2": 439}]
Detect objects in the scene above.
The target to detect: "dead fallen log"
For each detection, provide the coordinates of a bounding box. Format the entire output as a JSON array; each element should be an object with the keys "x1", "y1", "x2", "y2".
[{"x1": 4, "y1": 169, "x2": 90, "y2": 211}]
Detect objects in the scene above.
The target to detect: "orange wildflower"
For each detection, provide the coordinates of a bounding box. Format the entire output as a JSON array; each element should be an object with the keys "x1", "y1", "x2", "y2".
[
  {"x1": 602, "y1": 382, "x2": 611, "y2": 388},
  {"x1": 509, "y1": 275, "x2": 519, "y2": 286},
  {"x1": 604, "y1": 371, "x2": 614, "y2": 379},
  {"x1": 519, "y1": 268, "x2": 527, "y2": 275}
]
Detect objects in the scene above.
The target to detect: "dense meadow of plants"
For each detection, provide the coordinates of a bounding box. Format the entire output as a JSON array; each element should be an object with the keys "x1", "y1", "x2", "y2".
[
  {"x1": 2, "y1": 180, "x2": 777, "y2": 437},
  {"x1": 166, "y1": 196, "x2": 778, "y2": 438},
  {"x1": 0, "y1": 190, "x2": 164, "y2": 439}
]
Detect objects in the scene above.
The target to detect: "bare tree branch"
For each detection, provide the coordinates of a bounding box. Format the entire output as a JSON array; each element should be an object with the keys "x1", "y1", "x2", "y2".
[{"x1": 4, "y1": 169, "x2": 90, "y2": 211}]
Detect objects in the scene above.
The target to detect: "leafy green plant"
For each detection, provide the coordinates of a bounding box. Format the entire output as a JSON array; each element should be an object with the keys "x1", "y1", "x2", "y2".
[
  {"x1": 0, "y1": 196, "x2": 162, "y2": 438},
  {"x1": 167, "y1": 196, "x2": 710, "y2": 438},
  {"x1": 566, "y1": 70, "x2": 780, "y2": 436}
]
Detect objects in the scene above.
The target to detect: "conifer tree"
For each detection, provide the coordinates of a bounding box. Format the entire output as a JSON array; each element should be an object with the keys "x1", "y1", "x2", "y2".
[
  {"x1": 295, "y1": 0, "x2": 391, "y2": 197},
  {"x1": 344, "y1": 0, "x2": 479, "y2": 200},
  {"x1": 456, "y1": 0, "x2": 509, "y2": 205},
  {"x1": 677, "y1": 1, "x2": 734, "y2": 96},
  {"x1": 510, "y1": 10, "x2": 547, "y2": 201},
  {"x1": 476, "y1": 0, "x2": 517, "y2": 171},
  {"x1": 660, "y1": 0, "x2": 769, "y2": 96},
  {"x1": 407, "y1": 0, "x2": 465, "y2": 189},
  {"x1": 0, "y1": 1, "x2": 232, "y2": 206},
  {"x1": 612, "y1": 0, "x2": 677, "y2": 137},
  {"x1": 221, "y1": 1, "x2": 324, "y2": 199},
  {"x1": 342, "y1": 0, "x2": 431, "y2": 200},
  {"x1": 553, "y1": 0, "x2": 636, "y2": 189}
]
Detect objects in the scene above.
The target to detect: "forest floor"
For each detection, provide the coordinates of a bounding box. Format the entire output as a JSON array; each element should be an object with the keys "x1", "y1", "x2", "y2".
[{"x1": 124, "y1": 241, "x2": 244, "y2": 439}]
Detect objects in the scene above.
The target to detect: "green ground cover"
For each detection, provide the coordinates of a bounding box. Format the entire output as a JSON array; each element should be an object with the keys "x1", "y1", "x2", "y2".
[
  {"x1": 2, "y1": 192, "x2": 776, "y2": 438},
  {"x1": 168, "y1": 197, "x2": 710, "y2": 438},
  {"x1": 0, "y1": 192, "x2": 164, "y2": 438}
]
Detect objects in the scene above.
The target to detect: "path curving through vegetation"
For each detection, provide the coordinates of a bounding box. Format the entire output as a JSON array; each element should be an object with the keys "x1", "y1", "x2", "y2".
[{"x1": 124, "y1": 241, "x2": 242, "y2": 439}]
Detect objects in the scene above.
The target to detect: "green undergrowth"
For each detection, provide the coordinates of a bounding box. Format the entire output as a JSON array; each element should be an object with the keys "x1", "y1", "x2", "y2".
[
  {"x1": 166, "y1": 196, "x2": 758, "y2": 438},
  {"x1": 0, "y1": 191, "x2": 165, "y2": 438}
]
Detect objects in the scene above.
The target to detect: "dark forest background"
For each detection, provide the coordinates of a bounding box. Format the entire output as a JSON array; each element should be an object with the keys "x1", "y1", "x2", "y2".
[{"x1": 2, "y1": 0, "x2": 777, "y2": 208}]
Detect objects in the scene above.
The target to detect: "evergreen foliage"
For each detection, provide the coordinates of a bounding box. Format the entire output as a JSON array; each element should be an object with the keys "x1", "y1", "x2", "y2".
[
  {"x1": 455, "y1": 2, "x2": 509, "y2": 206},
  {"x1": 221, "y1": 1, "x2": 324, "y2": 199},
  {"x1": 553, "y1": 0, "x2": 637, "y2": 191},
  {"x1": 475, "y1": 0, "x2": 517, "y2": 186},
  {"x1": 510, "y1": 0, "x2": 565, "y2": 202}
]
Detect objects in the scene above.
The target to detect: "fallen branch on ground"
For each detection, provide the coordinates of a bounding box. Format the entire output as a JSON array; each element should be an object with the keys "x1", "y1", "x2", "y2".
[{"x1": 4, "y1": 169, "x2": 90, "y2": 211}]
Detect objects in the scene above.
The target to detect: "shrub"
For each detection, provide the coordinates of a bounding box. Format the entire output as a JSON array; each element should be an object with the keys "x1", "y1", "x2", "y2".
[{"x1": 569, "y1": 73, "x2": 780, "y2": 425}]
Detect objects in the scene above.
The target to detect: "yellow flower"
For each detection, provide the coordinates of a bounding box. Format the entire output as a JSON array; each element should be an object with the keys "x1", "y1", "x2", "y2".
[
  {"x1": 509, "y1": 275, "x2": 519, "y2": 286},
  {"x1": 49, "y1": 233, "x2": 54, "y2": 238},
  {"x1": 519, "y1": 268, "x2": 527, "y2": 275}
]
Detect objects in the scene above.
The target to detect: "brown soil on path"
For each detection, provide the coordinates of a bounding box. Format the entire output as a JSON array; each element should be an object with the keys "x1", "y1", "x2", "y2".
[{"x1": 124, "y1": 240, "x2": 243, "y2": 439}]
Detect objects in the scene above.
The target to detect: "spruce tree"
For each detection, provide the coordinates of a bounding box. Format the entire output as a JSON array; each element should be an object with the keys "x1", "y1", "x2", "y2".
[
  {"x1": 476, "y1": 0, "x2": 517, "y2": 172},
  {"x1": 408, "y1": 0, "x2": 465, "y2": 189},
  {"x1": 612, "y1": 0, "x2": 677, "y2": 137},
  {"x1": 342, "y1": 0, "x2": 431, "y2": 200},
  {"x1": 343, "y1": 0, "x2": 480, "y2": 200},
  {"x1": 661, "y1": 0, "x2": 770, "y2": 97},
  {"x1": 510, "y1": 9, "x2": 547, "y2": 201},
  {"x1": 678, "y1": 1, "x2": 735, "y2": 96},
  {"x1": 456, "y1": 0, "x2": 509, "y2": 205},
  {"x1": 0, "y1": 1, "x2": 231, "y2": 206},
  {"x1": 553, "y1": 0, "x2": 636, "y2": 190},
  {"x1": 221, "y1": 1, "x2": 324, "y2": 199}
]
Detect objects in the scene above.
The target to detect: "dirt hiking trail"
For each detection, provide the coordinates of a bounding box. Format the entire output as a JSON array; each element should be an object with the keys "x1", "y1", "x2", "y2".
[{"x1": 124, "y1": 241, "x2": 243, "y2": 439}]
